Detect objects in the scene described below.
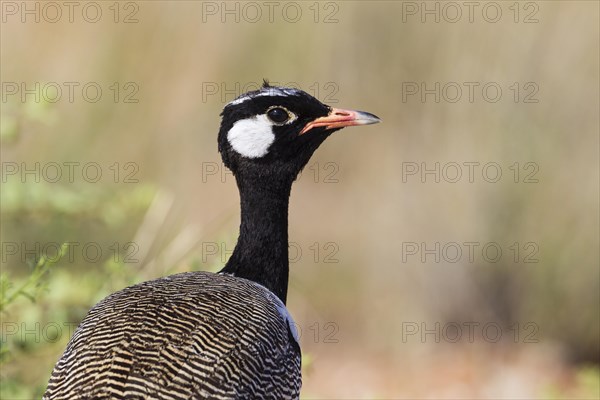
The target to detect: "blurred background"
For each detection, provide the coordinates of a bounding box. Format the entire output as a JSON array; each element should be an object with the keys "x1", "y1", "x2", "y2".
[{"x1": 1, "y1": 1, "x2": 598, "y2": 399}]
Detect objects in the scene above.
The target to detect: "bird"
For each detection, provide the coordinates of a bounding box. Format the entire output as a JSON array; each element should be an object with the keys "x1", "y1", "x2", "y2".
[{"x1": 43, "y1": 81, "x2": 380, "y2": 400}]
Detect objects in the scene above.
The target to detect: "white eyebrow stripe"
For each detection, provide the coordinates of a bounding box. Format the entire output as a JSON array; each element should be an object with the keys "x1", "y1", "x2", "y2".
[{"x1": 227, "y1": 87, "x2": 302, "y2": 106}]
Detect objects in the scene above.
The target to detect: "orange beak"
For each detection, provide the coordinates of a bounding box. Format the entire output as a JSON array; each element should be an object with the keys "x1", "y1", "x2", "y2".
[{"x1": 300, "y1": 107, "x2": 381, "y2": 135}]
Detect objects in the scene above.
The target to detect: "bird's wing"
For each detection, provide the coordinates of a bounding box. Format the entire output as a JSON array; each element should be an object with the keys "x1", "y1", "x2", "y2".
[{"x1": 43, "y1": 272, "x2": 301, "y2": 400}]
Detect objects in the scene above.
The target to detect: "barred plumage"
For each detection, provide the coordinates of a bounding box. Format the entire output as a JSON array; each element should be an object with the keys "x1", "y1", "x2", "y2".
[{"x1": 44, "y1": 272, "x2": 300, "y2": 400}]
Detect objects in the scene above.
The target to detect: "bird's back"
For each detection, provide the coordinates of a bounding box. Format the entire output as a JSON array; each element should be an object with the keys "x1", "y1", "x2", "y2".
[{"x1": 43, "y1": 271, "x2": 301, "y2": 400}]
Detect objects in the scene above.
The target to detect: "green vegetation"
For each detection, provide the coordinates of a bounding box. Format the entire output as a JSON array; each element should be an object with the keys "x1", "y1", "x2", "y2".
[{"x1": 1, "y1": 180, "x2": 155, "y2": 398}]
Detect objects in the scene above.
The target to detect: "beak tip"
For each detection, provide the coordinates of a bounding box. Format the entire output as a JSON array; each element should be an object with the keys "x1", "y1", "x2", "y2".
[{"x1": 356, "y1": 111, "x2": 382, "y2": 125}]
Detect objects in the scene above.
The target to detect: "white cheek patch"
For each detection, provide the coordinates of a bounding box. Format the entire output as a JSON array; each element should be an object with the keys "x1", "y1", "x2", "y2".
[{"x1": 227, "y1": 114, "x2": 275, "y2": 158}]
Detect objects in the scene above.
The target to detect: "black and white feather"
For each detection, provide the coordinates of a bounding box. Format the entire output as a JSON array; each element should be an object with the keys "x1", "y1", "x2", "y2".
[{"x1": 44, "y1": 272, "x2": 300, "y2": 399}]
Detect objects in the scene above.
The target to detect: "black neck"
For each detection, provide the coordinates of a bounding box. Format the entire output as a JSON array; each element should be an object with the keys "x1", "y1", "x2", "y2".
[{"x1": 220, "y1": 173, "x2": 293, "y2": 303}]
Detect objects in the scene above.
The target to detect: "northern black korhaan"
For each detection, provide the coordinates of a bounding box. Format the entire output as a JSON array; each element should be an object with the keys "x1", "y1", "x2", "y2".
[{"x1": 44, "y1": 82, "x2": 380, "y2": 400}]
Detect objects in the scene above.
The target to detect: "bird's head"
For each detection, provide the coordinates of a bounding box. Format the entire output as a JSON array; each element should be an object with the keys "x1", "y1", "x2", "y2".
[{"x1": 218, "y1": 82, "x2": 380, "y2": 184}]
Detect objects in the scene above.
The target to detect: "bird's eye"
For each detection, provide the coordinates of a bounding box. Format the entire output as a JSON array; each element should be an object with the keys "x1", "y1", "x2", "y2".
[{"x1": 266, "y1": 107, "x2": 291, "y2": 124}]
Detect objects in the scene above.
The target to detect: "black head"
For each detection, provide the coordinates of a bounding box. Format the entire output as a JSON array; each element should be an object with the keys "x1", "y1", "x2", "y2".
[{"x1": 218, "y1": 82, "x2": 380, "y2": 184}]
